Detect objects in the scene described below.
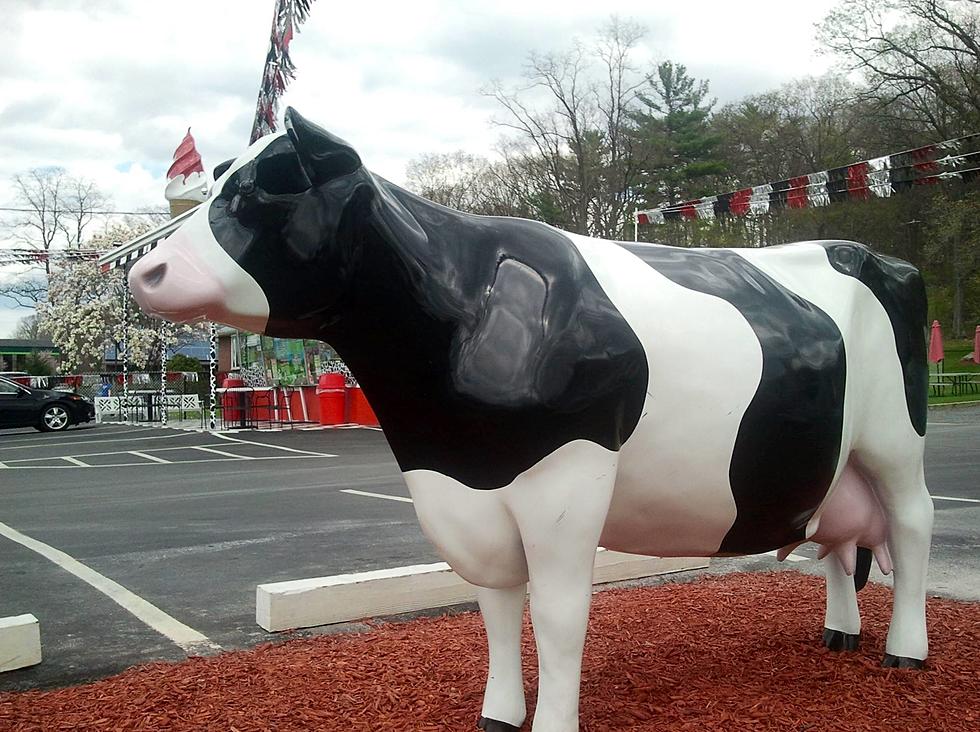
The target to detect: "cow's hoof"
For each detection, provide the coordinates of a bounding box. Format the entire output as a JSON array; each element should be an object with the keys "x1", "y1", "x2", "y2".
[
  {"x1": 882, "y1": 654, "x2": 926, "y2": 669},
  {"x1": 822, "y1": 627, "x2": 860, "y2": 652},
  {"x1": 478, "y1": 716, "x2": 522, "y2": 731}
]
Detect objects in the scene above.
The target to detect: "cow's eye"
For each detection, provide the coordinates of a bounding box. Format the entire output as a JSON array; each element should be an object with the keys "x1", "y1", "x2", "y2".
[
  {"x1": 255, "y1": 151, "x2": 311, "y2": 195},
  {"x1": 237, "y1": 161, "x2": 258, "y2": 197}
]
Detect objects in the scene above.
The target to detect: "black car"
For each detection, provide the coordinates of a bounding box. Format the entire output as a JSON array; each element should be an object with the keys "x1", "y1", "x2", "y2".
[{"x1": 0, "y1": 376, "x2": 95, "y2": 432}]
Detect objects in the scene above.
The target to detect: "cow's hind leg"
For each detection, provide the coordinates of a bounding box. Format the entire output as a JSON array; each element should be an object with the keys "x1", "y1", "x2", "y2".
[
  {"x1": 478, "y1": 584, "x2": 528, "y2": 731},
  {"x1": 856, "y1": 448, "x2": 933, "y2": 668},
  {"x1": 506, "y1": 441, "x2": 619, "y2": 732},
  {"x1": 823, "y1": 553, "x2": 861, "y2": 651}
]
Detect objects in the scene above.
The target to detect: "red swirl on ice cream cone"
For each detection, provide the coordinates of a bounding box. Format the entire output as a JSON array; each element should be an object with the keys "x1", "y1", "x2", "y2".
[{"x1": 166, "y1": 128, "x2": 208, "y2": 217}]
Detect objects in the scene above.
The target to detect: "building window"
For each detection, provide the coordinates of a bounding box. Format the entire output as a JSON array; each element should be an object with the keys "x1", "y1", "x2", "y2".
[{"x1": 230, "y1": 333, "x2": 240, "y2": 370}]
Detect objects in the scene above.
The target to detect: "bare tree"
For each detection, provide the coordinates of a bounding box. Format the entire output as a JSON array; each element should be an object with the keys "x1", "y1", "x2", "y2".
[
  {"x1": 1, "y1": 168, "x2": 109, "y2": 306},
  {"x1": 0, "y1": 277, "x2": 49, "y2": 308},
  {"x1": 405, "y1": 152, "x2": 492, "y2": 211},
  {"x1": 714, "y1": 74, "x2": 878, "y2": 186},
  {"x1": 819, "y1": 0, "x2": 980, "y2": 140},
  {"x1": 405, "y1": 149, "x2": 551, "y2": 220},
  {"x1": 12, "y1": 312, "x2": 50, "y2": 341},
  {"x1": 484, "y1": 17, "x2": 648, "y2": 239},
  {"x1": 57, "y1": 175, "x2": 110, "y2": 251}
]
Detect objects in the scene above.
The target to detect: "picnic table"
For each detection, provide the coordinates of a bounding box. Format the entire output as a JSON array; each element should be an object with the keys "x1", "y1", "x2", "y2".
[{"x1": 929, "y1": 372, "x2": 980, "y2": 396}]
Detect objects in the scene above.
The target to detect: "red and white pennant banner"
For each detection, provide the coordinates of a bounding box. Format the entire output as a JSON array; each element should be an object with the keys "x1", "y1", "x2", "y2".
[
  {"x1": 636, "y1": 134, "x2": 980, "y2": 224},
  {"x1": 250, "y1": 0, "x2": 316, "y2": 144}
]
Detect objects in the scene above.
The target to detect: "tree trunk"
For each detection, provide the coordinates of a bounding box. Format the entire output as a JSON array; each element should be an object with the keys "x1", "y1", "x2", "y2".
[{"x1": 952, "y1": 268, "x2": 964, "y2": 339}]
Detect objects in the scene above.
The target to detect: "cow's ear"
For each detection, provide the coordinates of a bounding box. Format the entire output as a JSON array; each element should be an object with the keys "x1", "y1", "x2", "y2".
[
  {"x1": 213, "y1": 159, "x2": 235, "y2": 181},
  {"x1": 285, "y1": 107, "x2": 362, "y2": 185}
]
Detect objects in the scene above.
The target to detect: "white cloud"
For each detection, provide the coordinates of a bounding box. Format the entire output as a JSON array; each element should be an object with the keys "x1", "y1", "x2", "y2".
[{"x1": 0, "y1": 0, "x2": 841, "y2": 244}]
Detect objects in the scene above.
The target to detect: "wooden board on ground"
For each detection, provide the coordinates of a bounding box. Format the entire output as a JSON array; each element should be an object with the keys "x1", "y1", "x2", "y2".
[
  {"x1": 0, "y1": 614, "x2": 42, "y2": 673},
  {"x1": 256, "y1": 552, "x2": 707, "y2": 632}
]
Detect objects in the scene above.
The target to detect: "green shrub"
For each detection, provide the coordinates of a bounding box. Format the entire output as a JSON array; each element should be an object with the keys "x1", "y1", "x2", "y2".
[
  {"x1": 166, "y1": 353, "x2": 202, "y2": 373},
  {"x1": 23, "y1": 351, "x2": 55, "y2": 376}
]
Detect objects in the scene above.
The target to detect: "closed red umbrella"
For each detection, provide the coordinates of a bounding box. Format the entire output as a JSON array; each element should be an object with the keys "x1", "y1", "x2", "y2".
[
  {"x1": 928, "y1": 320, "x2": 944, "y2": 371},
  {"x1": 974, "y1": 325, "x2": 980, "y2": 365}
]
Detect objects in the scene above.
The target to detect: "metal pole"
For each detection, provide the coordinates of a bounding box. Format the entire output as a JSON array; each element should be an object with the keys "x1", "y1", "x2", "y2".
[
  {"x1": 208, "y1": 322, "x2": 218, "y2": 430},
  {"x1": 634, "y1": 216, "x2": 638, "y2": 242}
]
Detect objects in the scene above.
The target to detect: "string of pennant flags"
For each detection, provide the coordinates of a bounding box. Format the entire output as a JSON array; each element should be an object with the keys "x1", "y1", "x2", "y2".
[
  {"x1": 250, "y1": 0, "x2": 316, "y2": 144},
  {"x1": 0, "y1": 248, "x2": 105, "y2": 267},
  {"x1": 635, "y1": 132, "x2": 980, "y2": 225}
]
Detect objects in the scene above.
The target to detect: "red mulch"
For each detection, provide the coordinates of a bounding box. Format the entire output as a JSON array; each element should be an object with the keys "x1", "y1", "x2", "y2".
[{"x1": 1, "y1": 572, "x2": 978, "y2": 731}]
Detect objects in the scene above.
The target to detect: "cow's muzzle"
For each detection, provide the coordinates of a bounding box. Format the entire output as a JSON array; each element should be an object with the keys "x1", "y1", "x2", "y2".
[{"x1": 128, "y1": 225, "x2": 269, "y2": 334}]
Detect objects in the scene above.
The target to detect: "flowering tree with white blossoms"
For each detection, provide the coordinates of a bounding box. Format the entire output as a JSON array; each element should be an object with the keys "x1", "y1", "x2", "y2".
[{"x1": 38, "y1": 222, "x2": 197, "y2": 372}]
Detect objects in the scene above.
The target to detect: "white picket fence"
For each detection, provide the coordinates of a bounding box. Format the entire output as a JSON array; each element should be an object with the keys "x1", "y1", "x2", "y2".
[{"x1": 95, "y1": 394, "x2": 201, "y2": 423}]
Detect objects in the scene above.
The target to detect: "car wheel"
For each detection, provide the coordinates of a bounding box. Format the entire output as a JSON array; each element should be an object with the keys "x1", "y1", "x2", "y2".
[{"x1": 38, "y1": 404, "x2": 72, "y2": 432}]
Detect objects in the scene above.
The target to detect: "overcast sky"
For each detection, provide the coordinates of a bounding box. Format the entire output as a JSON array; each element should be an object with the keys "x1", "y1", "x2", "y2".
[{"x1": 0, "y1": 0, "x2": 842, "y2": 337}]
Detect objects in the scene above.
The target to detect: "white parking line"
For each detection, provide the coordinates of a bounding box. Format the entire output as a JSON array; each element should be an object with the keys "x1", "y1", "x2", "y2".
[
  {"x1": 2, "y1": 442, "x2": 244, "y2": 463},
  {"x1": 130, "y1": 451, "x2": 172, "y2": 464},
  {"x1": 340, "y1": 488, "x2": 414, "y2": 503},
  {"x1": 61, "y1": 456, "x2": 89, "y2": 467},
  {"x1": 214, "y1": 432, "x2": 337, "y2": 457},
  {"x1": 0, "y1": 431, "x2": 192, "y2": 452},
  {"x1": 0, "y1": 455, "x2": 334, "y2": 469},
  {"x1": 933, "y1": 495, "x2": 980, "y2": 504},
  {"x1": 0, "y1": 520, "x2": 220, "y2": 654},
  {"x1": 192, "y1": 446, "x2": 255, "y2": 460}
]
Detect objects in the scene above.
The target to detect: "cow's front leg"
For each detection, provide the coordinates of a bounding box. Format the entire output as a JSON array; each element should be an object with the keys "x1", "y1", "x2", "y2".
[
  {"x1": 477, "y1": 584, "x2": 527, "y2": 731},
  {"x1": 507, "y1": 441, "x2": 619, "y2": 732}
]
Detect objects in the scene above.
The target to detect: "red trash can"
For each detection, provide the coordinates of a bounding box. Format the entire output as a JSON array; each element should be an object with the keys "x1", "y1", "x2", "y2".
[
  {"x1": 317, "y1": 373, "x2": 347, "y2": 425},
  {"x1": 348, "y1": 386, "x2": 379, "y2": 427},
  {"x1": 222, "y1": 377, "x2": 244, "y2": 424}
]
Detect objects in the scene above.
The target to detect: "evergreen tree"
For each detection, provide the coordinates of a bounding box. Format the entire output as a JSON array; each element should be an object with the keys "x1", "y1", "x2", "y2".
[{"x1": 632, "y1": 61, "x2": 726, "y2": 205}]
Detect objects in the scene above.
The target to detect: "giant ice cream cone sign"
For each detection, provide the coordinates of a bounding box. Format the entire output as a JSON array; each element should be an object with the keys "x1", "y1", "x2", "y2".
[{"x1": 165, "y1": 128, "x2": 208, "y2": 218}]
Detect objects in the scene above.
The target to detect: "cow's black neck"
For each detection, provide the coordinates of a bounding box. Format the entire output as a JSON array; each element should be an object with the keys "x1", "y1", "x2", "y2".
[{"x1": 319, "y1": 176, "x2": 648, "y2": 489}]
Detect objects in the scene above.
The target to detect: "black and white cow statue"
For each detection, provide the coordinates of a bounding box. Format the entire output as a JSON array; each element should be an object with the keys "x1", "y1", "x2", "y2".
[{"x1": 130, "y1": 108, "x2": 933, "y2": 732}]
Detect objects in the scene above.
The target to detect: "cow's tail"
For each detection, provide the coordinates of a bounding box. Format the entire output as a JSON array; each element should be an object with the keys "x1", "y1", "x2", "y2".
[{"x1": 854, "y1": 546, "x2": 873, "y2": 592}]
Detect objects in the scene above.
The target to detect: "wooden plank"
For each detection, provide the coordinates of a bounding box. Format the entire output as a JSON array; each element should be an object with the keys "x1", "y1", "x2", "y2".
[{"x1": 256, "y1": 552, "x2": 708, "y2": 632}]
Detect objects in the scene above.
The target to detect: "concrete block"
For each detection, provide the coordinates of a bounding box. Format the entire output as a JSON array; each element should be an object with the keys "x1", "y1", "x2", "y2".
[
  {"x1": 257, "y1": 552, "x2": 707, "y2": 632},
  {"x1": 0, "y1": 614, "x2": 41, "y2": 673}
]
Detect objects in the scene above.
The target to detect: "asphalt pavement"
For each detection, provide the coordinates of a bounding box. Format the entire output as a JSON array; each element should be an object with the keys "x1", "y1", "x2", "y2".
[{"x1": 0, "y1": 405, "x2": 977, "y2": 692}]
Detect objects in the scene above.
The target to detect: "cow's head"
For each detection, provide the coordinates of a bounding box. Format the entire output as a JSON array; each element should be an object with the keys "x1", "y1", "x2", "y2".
[{"x1": 129, "y1": 108, "x2": 373, "y2": 337}]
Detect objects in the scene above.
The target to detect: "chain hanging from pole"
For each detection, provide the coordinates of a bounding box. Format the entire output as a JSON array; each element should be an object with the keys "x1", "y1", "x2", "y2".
[
  {"x1": 159, "y1": 320, "x2": 169, "y2": 427},
  {"x1": 208, "y1": 322, "x2": 218, "y2": 430},
  {"x1": 121, "y1": 281, "x2": 130, "y2": 406}
]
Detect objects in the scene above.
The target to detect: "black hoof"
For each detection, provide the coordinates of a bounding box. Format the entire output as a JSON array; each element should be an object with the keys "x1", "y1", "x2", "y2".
[
  {"x1": 478, "y1": 716, "x2": 522, "y2": 731},
  {"x1": 882, "y1": 654, "x2": 926, "y2": 669},
  {"x1": 822, "y1": 627, "x2": 860, "y2": 652}
]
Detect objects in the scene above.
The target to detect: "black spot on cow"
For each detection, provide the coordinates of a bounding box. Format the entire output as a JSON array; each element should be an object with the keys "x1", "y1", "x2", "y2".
[
  {"x1": 817, "y1": 241, "x2": 928, "y2": 437},
  {"x1": 619, "y1": 243, "x2": 847, "y2": 554}
]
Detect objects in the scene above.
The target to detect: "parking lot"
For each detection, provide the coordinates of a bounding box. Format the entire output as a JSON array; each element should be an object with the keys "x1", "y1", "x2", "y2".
[{"x1": 1, "y1": 407, "x2": 979, "y2": 692}]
